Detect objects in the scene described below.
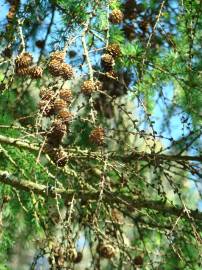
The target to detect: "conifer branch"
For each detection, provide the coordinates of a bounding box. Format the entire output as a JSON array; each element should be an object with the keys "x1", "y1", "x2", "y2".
[{"x1": 0, "y1": 170, "x2": 202, "y2": 222}]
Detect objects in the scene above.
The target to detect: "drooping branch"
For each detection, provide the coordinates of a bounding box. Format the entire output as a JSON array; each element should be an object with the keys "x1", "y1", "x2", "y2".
[
  {"x1": 1, "y1": 170, "x2": 202, "y2": 222},
  {"x1": 0, "y1": 134, "x2": 201, "y2": 163},
  {"x1": 0, "y1": 134, "x2": 38, "y2": 152}
]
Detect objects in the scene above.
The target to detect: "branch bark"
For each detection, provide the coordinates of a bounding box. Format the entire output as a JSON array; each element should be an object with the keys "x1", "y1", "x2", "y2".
[
  {"x1": 0, "y1": 170, "x2": 202, "y2": 222},
  {"x1": 0, "y1": 134, "x2": 201, "y2": 163}
]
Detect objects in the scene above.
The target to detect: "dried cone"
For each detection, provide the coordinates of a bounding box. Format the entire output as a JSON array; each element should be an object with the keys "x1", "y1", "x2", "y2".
[
  {"x1": 39, "y1": 100, "x2": 54, "y2": 117},
  {"x1": 101, "y1": 54, "x2": 115, "y2": 70},
  {"x1": 47, "y1": 120, "x2": 67, "y2": 146},
  {"x1": 50, "y1": 51, "x2": 65, "y2": 62},
  {"x1": 3, "y1": 195, "x2": 11, "y2": 203},
  {"x1": 106, "y1": 44, "x2": 121, "y2": 58},
  {"x1": 39, "y1": 88, "x2": 54, "y2": 100},
  {"x1": 7, "y1": 11, "x2": 15, "y2": 22},
  {"x1": 109, "y1": 9, "x2": 123, "y2": 24},
  {"x1": 15, "y1": 67, "x2": 30, "y2": 76},
  {"x1": 73, "y1": 252, "x2": 83, "y2": 264},
  {"x1": 140, "y1": 20, "x2": 149, "y2": 32},
  {"x1": 2, "y1": 46, "x2": 12, "y2": 58},
  {"x1": 123, "y1": 24, "x2": 136, "y2": 41},
  {"x1": 59, "y1": 88, "x2": 72, "y2": 103},
  {"x1": 124, "y1": 0, "x2": 137, "y2": 20},
  {"x1": 67, "y1": 249, "x2": 78, "y2": 262},
  {"x1": 89, "y1": 127, "x2": 104, "y2": 145},
  {"x1": 54, "y1": 149, "x2": 68, "y2": 167},
  {"x1": 29, "y1": 66, "x2": 43, "y2": 79},
  {"x1": 48, "y1": 59, "x2": 63, "y2": 77},
  {"x1": 54, "y1": 99, "x2": 67, "y2": 113},
  {"x1": 134, "y1": 255, "x2": 143, "y2": 266},
  {"x1": 15, "y1": 52, "x2": 33, "y2": 68},
  {"x1": 35, "y1": 40, "x2": 45, "y2": 49},
  {"x1": 97, "y1": 243, "x2": 115, "y2": 259},
  {"x1": 60, "y1": 63, "x2": 74, "y2": 80},
  {"x1": 58, "y1": 109, "x2": 73, "y2": 124},
  {"x1": 81, "y1": 80, "x2": 95, "y2": 95},
  {"x1": 111, "y1": 208, "x2": 124, "y2": 224}
]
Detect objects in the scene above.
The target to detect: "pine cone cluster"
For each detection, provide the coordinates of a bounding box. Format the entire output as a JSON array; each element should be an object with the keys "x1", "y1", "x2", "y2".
[
  {"x1": 15, "y1": 52, "x2": 43, "y2": 79},
  {"x1": 48, "y1": 51, "x2": 74, "y2": 80},
  {"x1": 39, "y1": 85, "x2": 74, "y2": 167},
  {"x1": 38, "y1": 87, "x2": 55, "y2": 117},
  {"x1": 97, "y1": 243, "x2": 115, "y2": 259},
  {"x1": 89, "y1": 127, "x2": 105, "y2": 145},
  {"x1": 109, "y1": 9, "x2": 123, "y2": 24},
  {"x1": 49, "y1": 244, "x2": 83, "y2": 268}
]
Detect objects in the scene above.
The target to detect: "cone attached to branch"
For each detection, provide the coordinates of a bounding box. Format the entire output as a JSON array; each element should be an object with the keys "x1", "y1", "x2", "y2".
[
  {"x1": 97, "y1": 243, "x2": 115, "y2": 259},
  {"x1": 89, "y1": 127, "x2": 105, "y2": 145},
  {"x1": 54, "y1": 99, "x2": 67, "y2": 113},
  {"x1": 101, "y1": 54, "x2": 115, "y2": 70},
  {"x1": 39, "y1": 88, "x2": 55, "y2": 100},
  {"x1": 59, "y1": 88, "x2": 72, "y2": 103},
  {"x1": 60, "y1": 63, "x2": 74, "y2": 80},
  {"x1": 58, "y1": 109, "x2": 73, "y2": 124},
  {"x1": 109, "y1": 9, "x2": 123, "y2": 24},
  {"x1": 81, "y1": 80, "x2": 96, "y2": 95},
  {"x1": 106, "y1": 44, "x2": 121, "y2": 58},
  {"x1": 50, "y1": 51, "x2": 65, "y2": 62},
  {"x1": 15, "y1": 52, "x2": 33, "y2": 68},
  {"x1": 39, "y1": 100, "x2": 54, "y2": 117},
  {"x1": 29, "y1": 66, "x2": 43, "y2": 79}
]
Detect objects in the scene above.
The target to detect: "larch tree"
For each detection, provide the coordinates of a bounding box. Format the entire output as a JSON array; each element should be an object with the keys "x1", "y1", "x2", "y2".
[{"x1": 0, "y1": 0, "x2": 202, "y2": 269}]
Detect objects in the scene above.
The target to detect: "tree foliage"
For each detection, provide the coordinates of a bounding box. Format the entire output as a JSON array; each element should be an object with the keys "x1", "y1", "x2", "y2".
[{"x1": 0, "y1": 0, "x2": 202, "y2": 269}]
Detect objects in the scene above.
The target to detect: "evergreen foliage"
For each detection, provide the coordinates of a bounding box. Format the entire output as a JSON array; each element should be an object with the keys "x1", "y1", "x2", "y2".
[{"x1": 0, "y1": 0, "x2": 201, "y2": 269}]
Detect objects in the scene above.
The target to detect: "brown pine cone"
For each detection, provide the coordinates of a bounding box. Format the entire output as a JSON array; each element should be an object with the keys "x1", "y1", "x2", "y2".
[
  {"x1": 72, "y1": 252, "x2": 83, "y2": 264},
  {"x1": 53, "y1": 149, "x2": 68, "y2": 167},
  {"x1": 97, "y1": 243, "x2": 115, "y2": 259},
  {"x1": 39, "y1": 100, "x2": 54, "y2": 117},
  {"x1": 60, "y1": 63, "x2": 74, "y2": 80},
  {"x1": 6, "y1": 11, "x2": 15, "y2": 22},
  {"x1": 134, "y1": 255, "x2": 144, "y2": 266},
  {"x1": 48, "y1": 59, "x2": 63, "y2": 77},
  {"x1": 29, "y1": 66, "x2": 43, "y2": 79},
  {"x1": 59, "y1": 88, "x2": 72, "y2": 103},
  {"x1": 89, "y1": 127, "x2": 105, "y2": 145},
  {"x1": 81, "y1": 80, "x2": 95, "y2": 95},
  {"x1": 15, "y1": 67, "x2": 30, "y2": 76},
  {"x1": 101, "y1": 54, "x2": 115, "y2": 70},
  {"x1": 109, "y1": 9, "x2": 123, "y2": 24},
  {"x1": 50, "y1": 51, "x2": 65, "y2": 62},
  {"x1": 54, "y1": 99, "x2": 67, "y2": 113},
  {"x1": 47, "y1": 120, "x2": 67, "y2": 146},
  {"x1": 39, "y1": 88, "x2": 55, "y2": 100},
  {"x1": 15, "y1": 52, "x2": 33, "y2": 68},
  {"x1": 106, "y1": 44, "x2": 121, "y2": 58},
  {"x1": 2, "y1": 46, "x2": 12, "y2": 58},
  {"x1": 58, "y1": 109, "x2": 73, "y2": 123},
  {"x1": 35, "y1": 40, "x2": 45, "y2": 49}
]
